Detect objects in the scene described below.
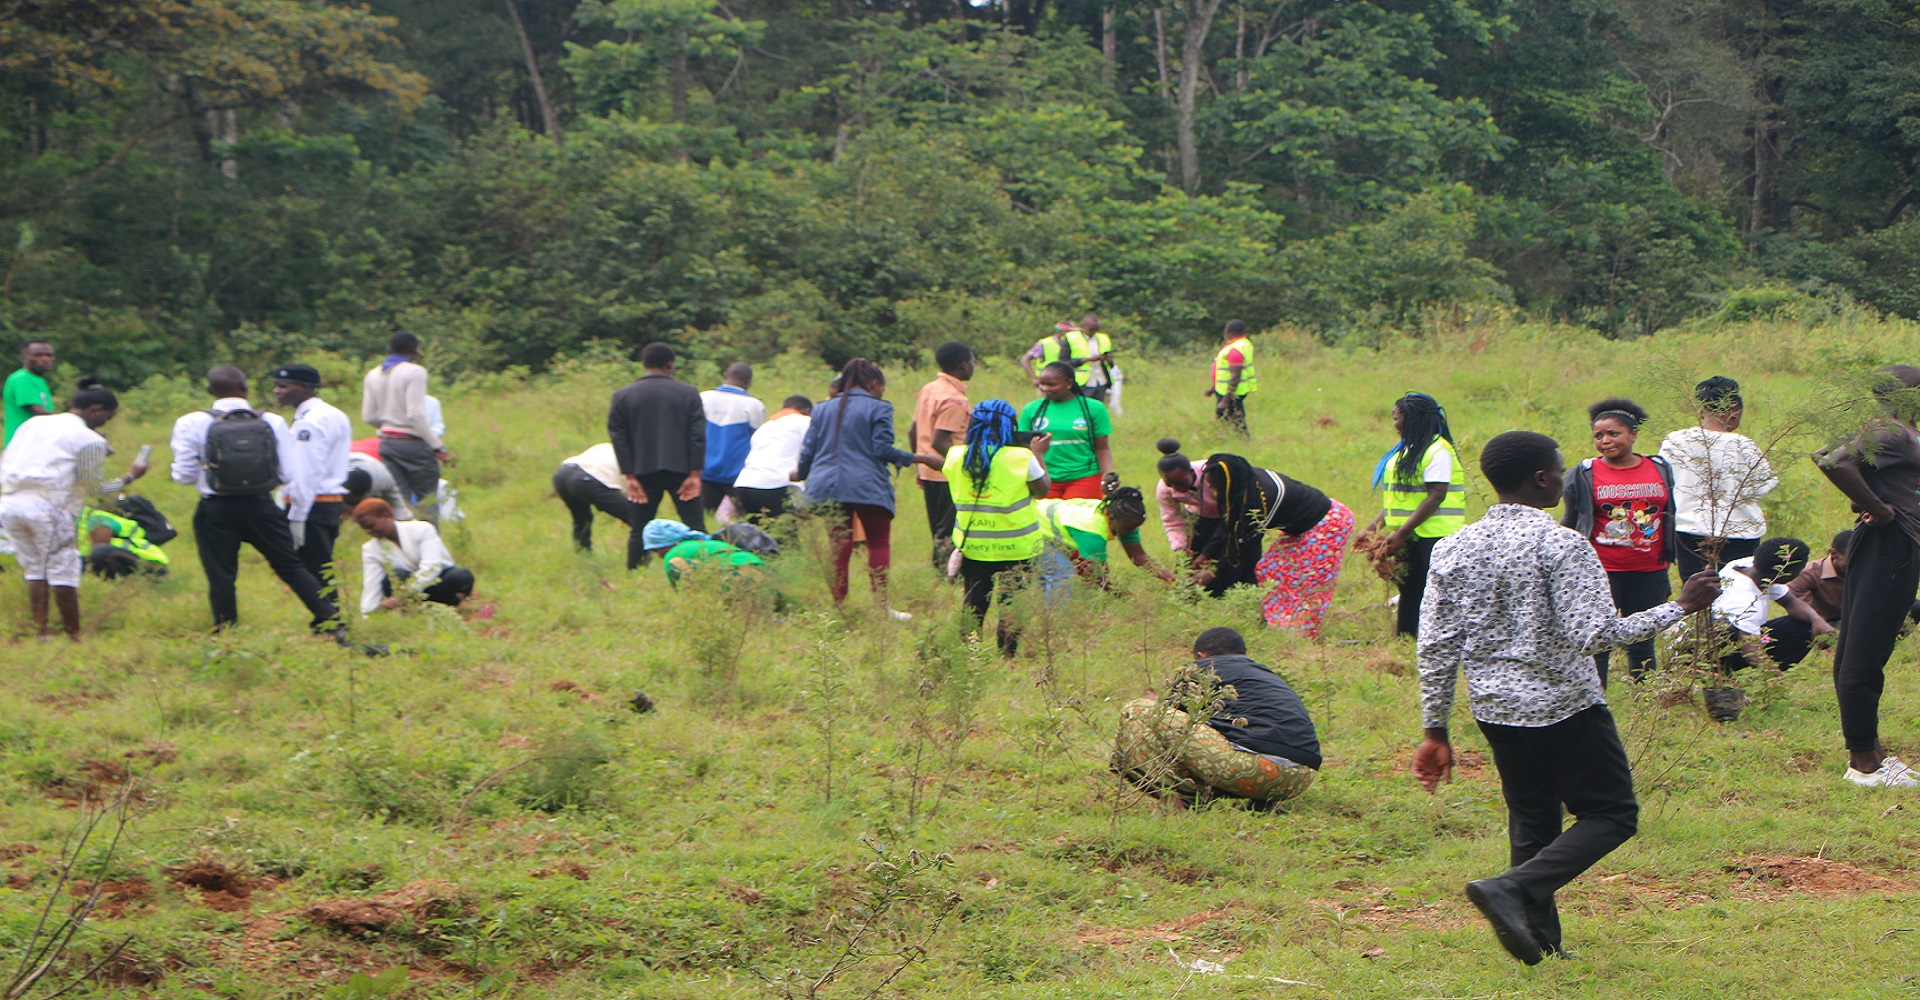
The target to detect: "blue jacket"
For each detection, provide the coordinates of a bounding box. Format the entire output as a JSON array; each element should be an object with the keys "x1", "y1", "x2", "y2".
[{"x1": 796, "y1": 389, "x2": 917, "y2": 513}]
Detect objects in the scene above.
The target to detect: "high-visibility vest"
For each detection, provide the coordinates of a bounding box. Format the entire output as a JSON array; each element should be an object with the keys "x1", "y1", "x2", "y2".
[
  {"x1": 1039, "y1": 331, "x2": 1109, "y2": 386},
  {"x1": 1381, "y1": 438, "x2": 1466, "y2": 539},
  {"x1": 79, "y1": 507, "x2": 170, "y2": 565},
  {"x1": 943, "y1": 444, "x2": 1043, "y2": 560},
  {"x1": 1212, "y1": 336, "x2": 1257, "y2": 396},
  {"x1": 1035, "y1": 498, "x2": 1109, "y2": 551}
]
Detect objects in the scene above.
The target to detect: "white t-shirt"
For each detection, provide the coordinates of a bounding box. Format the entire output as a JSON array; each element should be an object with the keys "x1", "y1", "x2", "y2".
[
  {"x1": 1711, "y1": 557, "x2": 1789, "y2": 635},
  {"x1": 1422, "y1": 446, "x2": 1452, "y2": 483},
  {"x1": 1658, "y1": 427, "x2": 1777, "y2": 538},
  {"x1": 733, "y1": 413, "x2": 812, "y2": 490},
  {"x1": 564, "y1": 443, "x2": 626, "y2": 490}
]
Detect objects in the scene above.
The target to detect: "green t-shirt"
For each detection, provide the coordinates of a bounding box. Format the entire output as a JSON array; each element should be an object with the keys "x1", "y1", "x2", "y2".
[
  {"x1": 3, "y1": 368, "x2": 54, "y2": 446},
  {"x1": 663, "y1": 538, "x2": 765, "y2": 585},
  {"x1": 1062, "y1": 523, "x2": 1141, "y2": 563},
  {"x1": 1017, "y1": 396, "x2": 1112, "y2": 482}
]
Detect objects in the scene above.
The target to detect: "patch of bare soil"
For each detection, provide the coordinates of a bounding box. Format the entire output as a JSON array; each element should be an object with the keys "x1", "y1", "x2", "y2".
[
  {"x1": 302, "y1": 880, "x2": 466, "y2": 937},
  {"x1": 167, "y1": 860, "x2": 271, "y2": 912},
  {"x1": 1730, "y1": 856, "x2": 1914, "y2": 896},
  {"x1": 70, "y1": 878, "x2": 152, "y2": 919},
  {"x1": 529, "y1": 861, "x2": 592, "y2": 881},
  {"x1": 1383, "y1": 746, "x2": 1488, "y2": 780},
  {"x1": 0, "y1": 843, "x2": 41, "y2": 861},
  {"x1": 1075, "y1": 906, "x2": 1245, "y2": 948}
]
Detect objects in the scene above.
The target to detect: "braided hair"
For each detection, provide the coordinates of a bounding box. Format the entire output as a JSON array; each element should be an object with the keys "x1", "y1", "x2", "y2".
[
  {"x1": 962, "y1": 398, "x2": 1018, "y2": 489},
  {"x1": 1201, "y1": 453, "x2": 1266, "y2": 567},
  {"x1": 1389, "y1": 393, "x2": 1452, "y2": 485},
  {"x1": 1100, "y1": 485, "x2": 1148, "y2": 526}
]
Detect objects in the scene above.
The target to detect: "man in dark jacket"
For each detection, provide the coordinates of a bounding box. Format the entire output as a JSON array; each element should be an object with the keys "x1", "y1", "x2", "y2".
[
  {"x1": 608, "y1": 343, "x2": 706, "y2": 569},
  {"x1": 1111, "y1": 626, "x2": 1320, "y2": 808}
]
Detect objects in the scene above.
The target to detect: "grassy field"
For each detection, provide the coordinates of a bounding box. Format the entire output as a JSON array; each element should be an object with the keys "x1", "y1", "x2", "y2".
[{"x1": 3, "y1": 317, "x2": 1919, "y2": 999}]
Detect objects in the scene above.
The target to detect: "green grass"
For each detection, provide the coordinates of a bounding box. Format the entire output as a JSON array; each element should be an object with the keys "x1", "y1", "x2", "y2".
[{"x1": 4, "y1": 317, "x2": 1920, "y2": 999}]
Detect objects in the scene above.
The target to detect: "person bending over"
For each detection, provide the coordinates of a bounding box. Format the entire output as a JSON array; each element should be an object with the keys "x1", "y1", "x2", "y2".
[
  {"x1": 352, "y1": 498, "x2": 474, "y2": 614},
  {"x1": 1414, "y1": 430, "x2": 1719, "y2": 965},
  {"x1": 552, "y1": 442, "x2": 634, "y2": 553},
  {"x1": 641, "y1": 518, "x2": 771, "y2": 588},
  {"x1": 1695, "y1": 537, "x2": 1834, "y2": 722},
  {"x1": 82, "y1": 504, "x2": 169, "y2": 579},
  {"x1": 1035, "y1": 486, "x2": 1174, "y2": 599},
  {"x1": 1179, "y1": 450, "x2": 1355, "y2": 638},
  {"x1": 1112, "y1": 627, "x2": 1320, "y2": 810}
]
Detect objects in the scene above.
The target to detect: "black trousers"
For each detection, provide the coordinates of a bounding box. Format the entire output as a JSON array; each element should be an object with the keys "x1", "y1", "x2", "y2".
[
  {"x1": 296, "y1": 500, "x2": 344, "y2": 610},
  {"x1": 1216, "y1": 394, "x2": 1248, "y2": 438},
  {"x1": 88, "y1": 545, "x2": 165, "y2": 579},
  {"x1": 1479, "y1": 705, "x2": 1638, "y2": 949},
  {"x1": 733, "y1": 486, "x2": 792, "y2": 522},
  {"x1": 193, "y1": 494, "x2": 340, "y2": 631},
  {"x1": 960, "y1": 556, "x2": 1030, "y2": 655},
  {"x1": 553, "y1": 464, "x2": 633, "y2": 552},
  {"x1": 378, "y1": 436, "x2": 440, "y2": 524},
  {"x1": 1080, "y1": 384, "x2": 1111, "y2": 405},
  {"x1": 921, "y1": 479, "x2": 956, "y2": 570},
  {"x1": 383, "y1": 566, "x2": 475, "y2": 607},
  {"x1": 1675, "y1": 533, "x2": 1759, "y2": 582},
  {"x1": 1595, "y1": 569, "x2": 1671, "y2": 684},
  {"x1": 627, "y1": 470, "x2": 705, "y2": 570},
  {"x1": 1834, "y1": 522, "x2": 1920, "y2": 752},
  {"x1": 1719, "y1": 615, "x2": 1814, "y2": 673},
  {"x1": 700, "y1": 478, "x2": 733, "y2": 513},
  {"x1": 1396, "y1": 535, "x2": 1440, "y2": 638}
]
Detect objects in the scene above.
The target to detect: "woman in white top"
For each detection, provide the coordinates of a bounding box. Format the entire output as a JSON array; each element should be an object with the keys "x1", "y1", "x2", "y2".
[
  {"x1": 0, "y1": 379, "x2": 148, "y2": 638},
  {"x1": 352, "y1": 498, "x2": 474, "y2": 615},
  {"x1": 731, "y1": 395, "x2": 813, "y2": 521},
  {"x1": 1659, "y1": 376, "x2": 1778, "y2": 579}
]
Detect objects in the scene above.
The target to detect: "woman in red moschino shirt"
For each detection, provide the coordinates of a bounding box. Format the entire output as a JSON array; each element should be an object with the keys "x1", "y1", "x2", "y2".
[{"x1": 1560, "y1": 397, "x2": 1679, "y2": 684}]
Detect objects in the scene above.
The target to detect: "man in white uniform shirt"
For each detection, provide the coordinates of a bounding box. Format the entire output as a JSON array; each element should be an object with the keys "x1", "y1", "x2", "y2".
[{"x1": 273, "y1": 364, "x2": 352, "y2": 608}]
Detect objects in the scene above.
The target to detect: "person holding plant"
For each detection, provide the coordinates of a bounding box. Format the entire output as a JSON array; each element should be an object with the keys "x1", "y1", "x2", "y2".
[
  {"x1": 1658, "y1": 376, "x2": 1778, "y2": 579},
  {"x1": 945, "y1": 398, "x2": 1050, "y2": 655},
  {"x1": 794, "y1": 358, "x2": 944, "y2": 619},
  {"x1": 1695, "y1": 537, "x2": 1834, "y2": 722},
  {"x1": 1364, "y1": 392, "x2": 1464, "y2": 637},
  {"x1": 1019, "y1": 361, "x2": 1115, "y2": 500},
  {"x1": 1035, "y1": 487, "x2": 1175, "y2": 598},
  {"x1": 1813, "y1": 364, "x2": 1920, "y2": 788},
  {"x1": 1175, "y1": 451, "x2": 1355, "y2": 638},
  {"x1": 1561, "y1": 398, "x2": 1676, "y2": 684},
  {"x1": 352, "y1": 497, "x2": 474, "y2": 615}
]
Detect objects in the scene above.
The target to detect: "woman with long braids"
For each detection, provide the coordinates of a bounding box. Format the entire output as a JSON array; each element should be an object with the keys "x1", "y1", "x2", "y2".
[
  {"x1": 1367, "y1": 392, "x2": 1465, "y2": 637},
  {"x1": 794, "y1": 359, "x2": 943, "y2": 619},
  {"x1": 1561, "y1": 397, "x2": 1677, "y2": 683},
  {"x1": 944, "y1": 399, "x2": 1051, "y2": 655},
  {"x1": 1035, "y1": 486, "x2": 1176, "y2": 598},
  {"x1": 1173, "y1": 448, "x2": 1355, "y2": 638},
  {"x1": 1019, "y1": 361, "x2": 1117, "y2": 499}
]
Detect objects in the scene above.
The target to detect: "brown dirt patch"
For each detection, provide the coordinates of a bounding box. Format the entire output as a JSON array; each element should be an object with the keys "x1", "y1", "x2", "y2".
[
  {"x1": 1310, "y1": 897, "x2": 1461, "y2": 932},
  {"x1": 1382, "y1": 746, "x2": 1487, "y2": 780},
  {"x1": 70, "y1": 878, "x2": 152, "y2": 919},
  {"x1": 0, "y1": 843, "x2": 40, "y2": 861},
  {"x1": 529, "y1": 861, "x2": 592, "y2": 881},
  {"x1": 124, "y1": 742, "x2": 179, "y2": 766},
  {"x1": 302, "y1": 880, "x2": 465, "y2": 937},
  {"x1": 166, "y1": 861, "x2": 270, "y2": 912},
  {"x1": 1076, "y1": 906, "x2": 1245, "y2": 948},
  {"x1": 1730, "y1": 856, "x2": 1915, "y2": 896}
]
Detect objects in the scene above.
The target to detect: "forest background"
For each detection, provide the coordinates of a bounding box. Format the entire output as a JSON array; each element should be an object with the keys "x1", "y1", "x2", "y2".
[{"x1": 10, "y1": 0, "x2": 1920, "y2": 380}]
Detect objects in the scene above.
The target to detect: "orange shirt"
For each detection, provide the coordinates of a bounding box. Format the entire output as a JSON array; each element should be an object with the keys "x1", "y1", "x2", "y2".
[{"x1": 912, "y1": 372, "x2": 970, "y2": 482}]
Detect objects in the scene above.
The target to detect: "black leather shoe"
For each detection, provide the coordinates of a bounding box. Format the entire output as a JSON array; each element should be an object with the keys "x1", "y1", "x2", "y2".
[{"x1": 1465, "y1": 878, "x2": 1544, "y2": 965}]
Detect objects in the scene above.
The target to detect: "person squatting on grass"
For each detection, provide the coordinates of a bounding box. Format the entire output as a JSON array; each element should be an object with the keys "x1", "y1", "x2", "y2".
[
  {"x1": 1561, "y1": 397, "x2": 1677, "y2": 685},
  {"x1": 1784, "y1": 528, "x2": 1920, "y2": 628},
  {"x1": 794, "y1": 358, "x2": 944, "y2": 620},
  {"x1": 1692, "y1": 537, "x2": 1835, "y2": 723},
  {"x1": 1033, "y1": 487, "x2": 1174, "y2": 600},
  {"x1": 1367, "y1": 392, "x2": 1464, "y2": 638},
  {"x1": 1112, "y1": 627, "x2": 1320, "y2": 810},
  {"x1": 353, "y1": 498, "x2": 474, "y2": 614},
  {"x1": 1165, "y1": 445, "x2": 1355, "y2": 638},
  {"x1": 1658, "y1": 376, "x2": 1778, "y2": 579},
  {"x1": 1019, "y1": 361, "x2": 1116, "y2": 500},
  {"x1": 0, "y1": 378, "x2": 149, "y2": 639},
  {"x1": 1812, "y1": 364, "x2": 1920, "y2": 788},
  {"x1": 946, "y1": 398, "x2": 1050, "y2": 655},
  {"x1": 1414, "y1": 430, "x2": 1721, "y2": 965}
]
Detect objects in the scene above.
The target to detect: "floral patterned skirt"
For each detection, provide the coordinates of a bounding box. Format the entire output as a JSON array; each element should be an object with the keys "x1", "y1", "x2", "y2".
[{"x1": 1255, "y1": 500, "x2": 1355, "y2": 637}]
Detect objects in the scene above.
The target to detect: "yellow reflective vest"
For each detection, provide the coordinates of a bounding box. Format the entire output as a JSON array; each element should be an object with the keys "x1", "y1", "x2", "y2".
[
  {"x1": 1212, "y1": 336, "x2": 1257, "y2": 396},
  {"x1": 1039, "y1": 331, "x2": 1110, "y2": 386},
  {"x1": 1381, "y1": 438, "x2": 1465, "y2": 539},
  {"x1": 79, "y1": 507, "x2": 170, "y2": 565},
  {"x1": 943, "y1": 444, "x2": 1043, "y2": 560},
  {"x1": 1035, "y1": 498, "x2": 1109, "y2": 549}
]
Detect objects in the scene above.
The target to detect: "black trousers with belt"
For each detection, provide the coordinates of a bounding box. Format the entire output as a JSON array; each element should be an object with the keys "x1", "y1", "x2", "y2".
[
  {"x1": 553, "y1": 464, "x2": 634, "y2": 552},
  {"x1": 1479, "y1": 705, "x2": 1638, "y2": 952},
  {"x1": 296, "y1": 500, "x2": 344, "y2": 610},
  {"x1": 626, "y1": 469, "x2": 705, "y2": 570},
  {"x1": 193, "y1": 494, "x2": 340, "y2": 631}
]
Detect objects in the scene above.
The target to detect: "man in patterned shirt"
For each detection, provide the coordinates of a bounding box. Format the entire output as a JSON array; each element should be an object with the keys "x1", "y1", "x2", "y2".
[{"x1": 1413, "y1": 430, "x2": 1720, "y2": 964}]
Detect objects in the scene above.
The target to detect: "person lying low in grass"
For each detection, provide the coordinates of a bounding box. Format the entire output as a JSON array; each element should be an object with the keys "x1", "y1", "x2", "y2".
[
  {"x1": 1110, "y1": 626, "x2": 1320, "y2": 811},
  {"x1": 352, "y1": 498, "x2": 475, "y2": 614},
  {"x1": 641, "y1": 518, "x2": 768, "y2": 588}
]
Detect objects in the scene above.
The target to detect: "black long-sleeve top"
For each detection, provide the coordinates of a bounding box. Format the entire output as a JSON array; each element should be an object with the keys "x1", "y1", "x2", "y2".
[{"x1": 608, "y1": 374, "x2": 706, "y2": 477}]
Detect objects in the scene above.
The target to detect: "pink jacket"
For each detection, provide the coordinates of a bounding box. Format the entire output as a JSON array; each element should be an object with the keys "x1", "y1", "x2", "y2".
[{"x1": 1156, "y1": 459, "x2": 1212, "y2": 551}]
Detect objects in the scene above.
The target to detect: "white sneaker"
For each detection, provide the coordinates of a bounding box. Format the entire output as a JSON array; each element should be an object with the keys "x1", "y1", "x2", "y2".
[
  {"x1": 1844, "y1": 757, "x2": 1920, "y2": 788},
  {"x1": 887, "y1": 607, "x2": 913, "y2": 622}
]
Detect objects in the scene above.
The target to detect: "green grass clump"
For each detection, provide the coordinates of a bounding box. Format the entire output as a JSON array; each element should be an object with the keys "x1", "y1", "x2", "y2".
[{"x1": 2, "y1": 317, "x2": 1918, "y2": 998}]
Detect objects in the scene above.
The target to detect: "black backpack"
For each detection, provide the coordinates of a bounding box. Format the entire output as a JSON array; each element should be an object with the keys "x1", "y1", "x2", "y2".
[
  {"x1": 203, "y1": 409, "x2": 280, "y2": 496},
  {"x1": 715, "y1": 522, "x2": 780, "y2": 558},
  {"x1": 111, "y1": 494, "x2": 177, "y2": 545}
]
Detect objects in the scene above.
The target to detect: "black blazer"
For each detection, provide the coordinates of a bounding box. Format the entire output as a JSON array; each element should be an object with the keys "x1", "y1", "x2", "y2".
[{"x1": 608, "y1": 373, "x2": 706, "y2": 477}]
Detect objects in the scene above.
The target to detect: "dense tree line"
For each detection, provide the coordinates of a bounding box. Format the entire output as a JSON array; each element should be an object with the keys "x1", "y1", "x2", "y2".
[{"x1": 5, "y1": 0, "x2": 1920, "y2": 381}]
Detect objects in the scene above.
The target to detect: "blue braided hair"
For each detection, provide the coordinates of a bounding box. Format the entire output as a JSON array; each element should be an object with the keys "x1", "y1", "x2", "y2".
[{"x1": 963, "y1": 398, "x2": 1018, "y2": 489}]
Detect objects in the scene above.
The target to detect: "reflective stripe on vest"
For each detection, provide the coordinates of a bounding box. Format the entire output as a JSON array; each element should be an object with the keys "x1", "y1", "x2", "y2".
[
  {"x1": 1213, "y1": 337, "x2": 1257, "y2": 396},
  {"x1": 1036, "y1": 498, "x2": 1109, "y2": 546},
  {"x1": 79, "y1": 507, "x2": 170, "y2": 564},
  {"x1": 1381, "y1": 438, "x2": 1466, "y2": 538},
  {"x1": 943, "y1": 445, "x2": 1044, "y2": 560},
  {"x1": 1040, "y1": 332, "x2": 1104, "y2": 386}
]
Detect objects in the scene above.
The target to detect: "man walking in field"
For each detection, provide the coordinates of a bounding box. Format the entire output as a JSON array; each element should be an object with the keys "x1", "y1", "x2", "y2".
[
  {"x1": 1413, "y1": 430, "x2": 1718, "y2": 964},
  {"x1": 362, "y1": 331, "x2": 448, "y2": 524}
]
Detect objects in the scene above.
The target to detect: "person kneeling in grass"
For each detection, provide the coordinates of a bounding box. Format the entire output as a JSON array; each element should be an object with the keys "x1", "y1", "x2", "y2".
[
  {"x1": 352, "y1": 498, "x2": 474, "y2": 614},
  {"x1": 641, "y1": 518, "x2": 768, "y2": 587},
  {"x1": 1695, "y1": 536, "x2": 1835, "y2": 722},
  {"x1": 1111, "y1": 627, "x2": 1320, "y2": 810},
  {"x1": 1413, "y1": 430, "x2": 1720, "y2": 965}
]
